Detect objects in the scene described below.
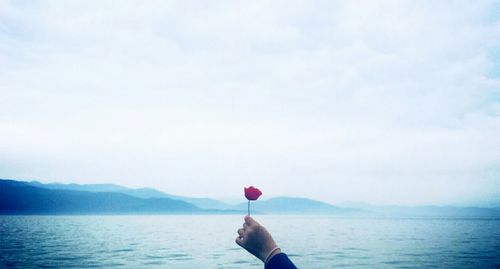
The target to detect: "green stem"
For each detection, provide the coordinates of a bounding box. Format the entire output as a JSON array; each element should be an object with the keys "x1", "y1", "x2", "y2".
[{"x1": 248, "y1": 200, "x2": 250, "y2": 216}]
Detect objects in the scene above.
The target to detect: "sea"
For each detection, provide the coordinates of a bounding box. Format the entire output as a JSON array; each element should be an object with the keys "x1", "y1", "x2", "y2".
[{"x1": 1, "y1": 215, "x2": 499, "y2": 268}]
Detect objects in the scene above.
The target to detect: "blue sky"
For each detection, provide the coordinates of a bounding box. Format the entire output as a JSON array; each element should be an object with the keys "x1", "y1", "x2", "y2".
[{"x1": 0, "y1": 0, "x2": 499, "y2": 206}]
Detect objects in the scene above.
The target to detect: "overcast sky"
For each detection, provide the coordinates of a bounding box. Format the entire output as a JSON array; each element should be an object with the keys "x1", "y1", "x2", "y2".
[{"x1": 1, "y1": 1, "x2": 499, "y2": 206}]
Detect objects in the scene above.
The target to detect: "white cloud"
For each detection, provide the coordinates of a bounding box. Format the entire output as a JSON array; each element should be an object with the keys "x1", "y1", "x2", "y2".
[{"x1": 1, "y1": 0, "x2": 499, "y2": 205}]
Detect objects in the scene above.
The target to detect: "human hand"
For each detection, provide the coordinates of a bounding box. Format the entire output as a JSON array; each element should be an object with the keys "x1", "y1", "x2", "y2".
[{"x1": 235, "y1": 216, "x2": 281, "y2": 263}]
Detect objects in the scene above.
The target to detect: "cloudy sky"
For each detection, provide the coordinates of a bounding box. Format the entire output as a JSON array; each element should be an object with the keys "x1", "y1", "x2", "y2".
[{"x1": 1, "y1": 1, "x2": 499, "y2": 206}]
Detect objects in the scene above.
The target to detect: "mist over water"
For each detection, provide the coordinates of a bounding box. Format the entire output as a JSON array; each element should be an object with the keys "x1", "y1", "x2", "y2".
[{"x1": 1, "y1": 215, "x2": 499, "y2": 268}]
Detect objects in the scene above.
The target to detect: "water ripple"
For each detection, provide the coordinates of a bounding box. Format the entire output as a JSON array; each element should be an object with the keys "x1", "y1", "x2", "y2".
[{"x1": 1, "y1": 215, "x2": 499, "y2": 268}]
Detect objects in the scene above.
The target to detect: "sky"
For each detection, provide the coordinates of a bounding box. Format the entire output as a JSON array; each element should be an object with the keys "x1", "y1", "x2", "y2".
[{"x1": 1, "y1": 0, "x2": 499, "y2": 206}]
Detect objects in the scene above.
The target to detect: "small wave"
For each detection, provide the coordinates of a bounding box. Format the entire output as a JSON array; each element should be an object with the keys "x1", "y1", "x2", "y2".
[{"x1": 111, "y1": 248, "x2": 134, "y2": 253}]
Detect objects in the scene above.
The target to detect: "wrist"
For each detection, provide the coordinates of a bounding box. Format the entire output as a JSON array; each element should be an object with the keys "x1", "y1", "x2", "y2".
[
  {"x1": 258, "y1": 243, "x2": 277, "y2": 262},
  {"x1": 263, "y1": 246, "x2": 281, "y2": 264}
]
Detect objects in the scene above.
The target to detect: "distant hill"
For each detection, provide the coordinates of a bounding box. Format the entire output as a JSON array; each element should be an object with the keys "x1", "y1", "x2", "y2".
[
  {"x1": 3, "y1": 178, "x2": 500, "y2": 217},
  {"x1": 0, "y1": 179, "x2": 200, "y2": 214},
  {"x1": 27, "y1": 180, "x2": 229, "y2": 210},
  {"x1": 232, "y1": 197, "x2": 500, "y2": 217},
  {"x1": 362, "y1": 205, "x2": 500, "y2": 218},
  {"x1": 233, "y1": 197, "x2": 360, "y2": 214},
  {"x1": 26, "y1": 181, "x2": 174, "y2": 201}
]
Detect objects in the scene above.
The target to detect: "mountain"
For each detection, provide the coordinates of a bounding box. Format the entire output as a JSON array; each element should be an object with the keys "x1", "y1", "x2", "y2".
[
  {"x1": 362, "y1": 205, "x2": 500, "y2": 218},
  {"x1": 233, "y1": 197, "x2": 500, "y2": 217},
  {"x1": 234, "y1": 197, "x2": 360, "y2": 214},
  {"x1": 4, "y1": 178, "x2": 500, "y2": 217},
  {"x1": 27, "y1": 181, "x2": 166, "y2": 198},
  {"x1": 0, "y1": 179, "x2": 200, "y2": 214},
  {"x1": 27, "y1": 180, "x2": 229, "y2": 210}
]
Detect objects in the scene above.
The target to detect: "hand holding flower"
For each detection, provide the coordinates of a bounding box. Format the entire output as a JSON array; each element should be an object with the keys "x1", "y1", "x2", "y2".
[{"x1": 235, "y1": 216, "x2": 280, "y2": 263}]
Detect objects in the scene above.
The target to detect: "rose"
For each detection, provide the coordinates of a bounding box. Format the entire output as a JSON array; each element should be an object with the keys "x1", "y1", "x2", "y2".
[
  {"x1": 245, "y1": 186, "x2": 262, "y2": 200},
  {"x1": 244, "y1": 186, "x2": 262, "y2": 216}
]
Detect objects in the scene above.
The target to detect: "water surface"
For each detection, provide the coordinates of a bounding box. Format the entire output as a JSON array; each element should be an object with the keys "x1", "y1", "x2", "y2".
[{"x1": 1, "y1": 215, "x2": 499, "y2": 268}]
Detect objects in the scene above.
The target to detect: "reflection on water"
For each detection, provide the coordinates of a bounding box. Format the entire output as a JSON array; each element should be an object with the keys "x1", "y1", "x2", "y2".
[{"x1": 1, "y1": 215, "x2": 499, "y2": 268}]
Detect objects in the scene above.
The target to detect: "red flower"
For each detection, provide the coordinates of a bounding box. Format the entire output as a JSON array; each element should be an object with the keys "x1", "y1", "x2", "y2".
[{"x1": 244, "y1": 186, "x2": 262, "y2": 201}]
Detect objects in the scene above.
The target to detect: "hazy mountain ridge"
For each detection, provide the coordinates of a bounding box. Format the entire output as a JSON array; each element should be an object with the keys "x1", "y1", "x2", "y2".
[
  {"x1": 0, "y1": 179, "x2": 200, "y2": 214},
  {"x1": 2, "y1": 179, "x2": 500, "y2": 217},
  {"x1": 233, "y1": 197, "x2": 361, "y2": 214},
  {"x1": 361, "y1": 205, "x2": 500, "y2": 217},
  {"x1": 27, "y1": 180, "x2": 229, "y2": 210}
]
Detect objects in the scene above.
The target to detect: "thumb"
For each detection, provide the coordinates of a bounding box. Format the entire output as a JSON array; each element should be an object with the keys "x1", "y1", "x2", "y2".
[{"x1": 245, "y1": 216, "x2": 259, "y2": 227}]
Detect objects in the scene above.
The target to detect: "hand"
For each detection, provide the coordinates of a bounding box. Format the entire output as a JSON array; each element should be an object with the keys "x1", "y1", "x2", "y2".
[{"x1": 235, "y1": 216, "x2": 281, "y2": 263}]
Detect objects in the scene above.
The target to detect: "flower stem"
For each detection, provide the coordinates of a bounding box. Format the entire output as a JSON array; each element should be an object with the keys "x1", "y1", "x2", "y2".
[{"x1": 248, "y1": 200, "x2": 250, "y2": 216}]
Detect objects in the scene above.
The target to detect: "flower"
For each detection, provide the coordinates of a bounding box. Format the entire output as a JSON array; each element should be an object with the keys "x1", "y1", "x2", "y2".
[{"x1": 244, "y1": 186, "x2": 262, "y2": 201}]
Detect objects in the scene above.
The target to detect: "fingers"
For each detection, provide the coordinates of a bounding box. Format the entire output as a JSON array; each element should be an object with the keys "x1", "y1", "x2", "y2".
[
  {"x1": 237, "y1": 228, "x2": 244, "y2": 236},
  {"x1": 236, "y1": 216, "x2": 260, "y2": 249},
  {"x1": 235, "y1": 223, "x2": 247, "y2": 246},
  {"x1": 236, "y1": 220, "x2": 251, "y2": 247},
  {"x1": 236, "y1": 221, "x2": 248, "y2": 248},
  {"x1": 235, "y1": 236, "x2": 244, "y2": 247},
  {"x1": 244, "y1": 216, "x2": 259, "y2": 227}
]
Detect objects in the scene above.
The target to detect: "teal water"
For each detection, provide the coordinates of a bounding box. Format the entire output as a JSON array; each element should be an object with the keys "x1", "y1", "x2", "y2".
[{"x1": 1, "y1": 215, "x2": 499, "y2": 268}]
